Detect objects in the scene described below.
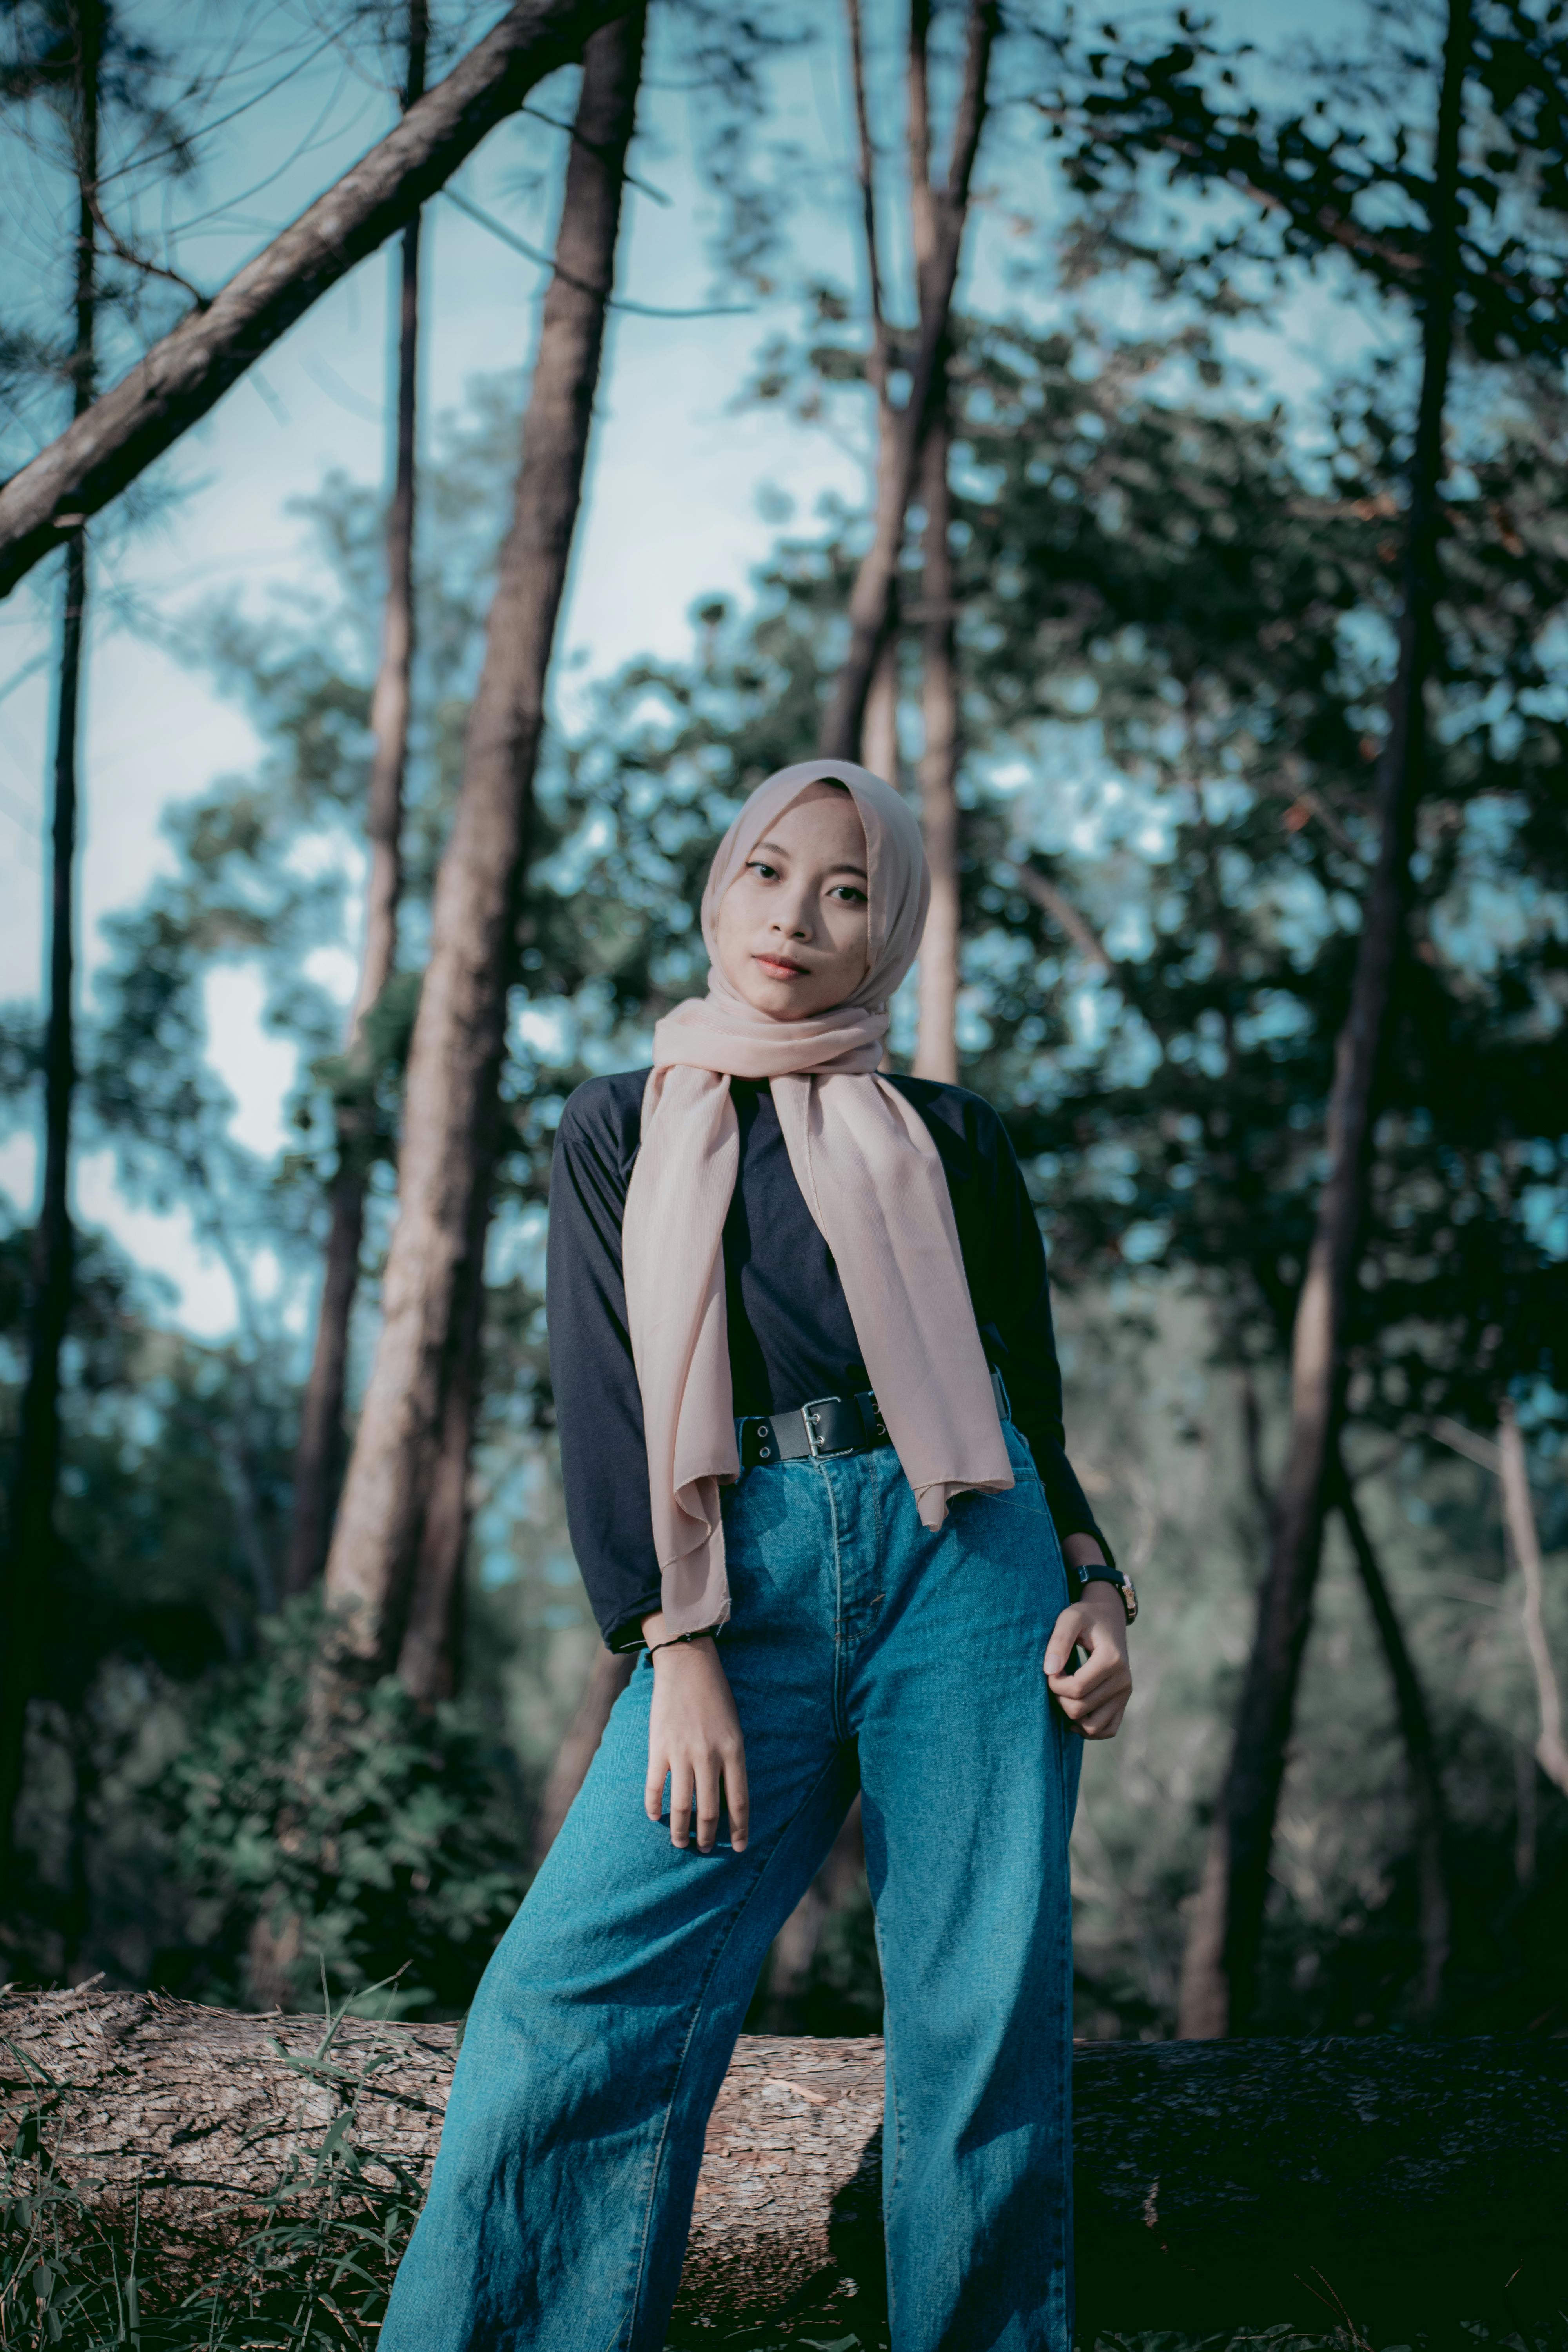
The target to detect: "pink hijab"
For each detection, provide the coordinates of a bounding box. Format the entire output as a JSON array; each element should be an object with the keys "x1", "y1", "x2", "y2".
[{"x1": 621, "y1": 759, "x2": 1014, "y2": 1639}]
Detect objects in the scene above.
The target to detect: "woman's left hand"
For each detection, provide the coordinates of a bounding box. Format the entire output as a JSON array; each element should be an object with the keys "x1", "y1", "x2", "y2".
[{"x1": 1044, "y1": 1592, "x2": 1133, "y2": 1740}]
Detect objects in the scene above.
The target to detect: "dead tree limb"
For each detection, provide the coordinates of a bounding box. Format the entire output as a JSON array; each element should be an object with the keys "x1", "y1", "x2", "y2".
[
  {"x1": 4, "y1": 1989, "x2": 1567, "y2": 2333},
  {"x1": 0, "y1": 0, "x2": 626, "y2": 601}
]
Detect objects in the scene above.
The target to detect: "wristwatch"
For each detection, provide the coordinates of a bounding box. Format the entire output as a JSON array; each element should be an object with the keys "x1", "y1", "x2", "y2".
[{"x1": 1073, "y1": 1561, "x2": 1138, "y2": 1625}]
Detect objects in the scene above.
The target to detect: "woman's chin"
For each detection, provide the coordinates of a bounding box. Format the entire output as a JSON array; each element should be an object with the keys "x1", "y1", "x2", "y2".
[{"x1": 736, "y1": 978, "x2": 826, "y2": 1022}]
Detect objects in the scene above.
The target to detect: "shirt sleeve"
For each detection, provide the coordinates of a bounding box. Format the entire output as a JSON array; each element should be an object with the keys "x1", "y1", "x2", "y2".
[
  {"x1": 546, "y1": 1076, "x2": 664, "y2": 1651},
  {"x1": 955, "y1": 1094, "x2": 1115, "y2": 1568}
]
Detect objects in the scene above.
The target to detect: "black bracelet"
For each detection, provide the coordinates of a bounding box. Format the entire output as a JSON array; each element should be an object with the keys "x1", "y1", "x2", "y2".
[{"x1": 646, "y1": 1626, "x2": 721, "y2": 1655}]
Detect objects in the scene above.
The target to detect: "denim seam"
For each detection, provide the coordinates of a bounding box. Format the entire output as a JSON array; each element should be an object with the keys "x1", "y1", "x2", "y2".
[
  {"x1": 813, "y1": 1459, "x2": 848, "y2": 1742},
  {"x1": 618, "y1": 1742, "x2": 855, "y2": 2352}
]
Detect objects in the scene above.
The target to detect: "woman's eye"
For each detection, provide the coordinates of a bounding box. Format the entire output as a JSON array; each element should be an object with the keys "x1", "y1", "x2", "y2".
[
  {"x1": 829, "y1": 885, "x2": 868, "y2": 904},
  {"x1": 747, "y1": 860, "x2": 779, "y2": 880}
]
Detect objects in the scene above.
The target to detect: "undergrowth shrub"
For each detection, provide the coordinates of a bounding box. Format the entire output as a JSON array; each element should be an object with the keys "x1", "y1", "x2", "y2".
[{"x1": 158, "y1": 1601, "x2": 526, "y2": 2015}]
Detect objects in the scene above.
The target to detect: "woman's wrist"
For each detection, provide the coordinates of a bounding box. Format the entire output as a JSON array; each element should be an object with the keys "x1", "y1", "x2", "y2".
[{"x1": 641, "y1": 1612, "x2": 719, "y2": 1662}]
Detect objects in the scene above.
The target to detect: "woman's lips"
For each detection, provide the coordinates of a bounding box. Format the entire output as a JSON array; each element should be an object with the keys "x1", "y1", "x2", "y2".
[{"x1": 755, "y1": 954, "x2": 806, "y2": 979}]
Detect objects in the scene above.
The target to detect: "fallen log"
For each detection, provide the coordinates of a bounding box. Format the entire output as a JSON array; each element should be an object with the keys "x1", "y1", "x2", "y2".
[{"x1": 2, "y1": 1985, "x2": 1565, "y2": 2333}]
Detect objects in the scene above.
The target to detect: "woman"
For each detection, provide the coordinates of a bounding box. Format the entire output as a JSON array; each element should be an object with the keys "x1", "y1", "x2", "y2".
[{"x1": 381, "y1": 760, "x2": 1134, "y2": 2352}]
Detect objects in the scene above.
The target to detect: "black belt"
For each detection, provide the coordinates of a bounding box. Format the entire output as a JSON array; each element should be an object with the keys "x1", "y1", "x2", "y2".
[{"x1": 739, "y1": 1368, "x2": 1010, "y2": 1467}]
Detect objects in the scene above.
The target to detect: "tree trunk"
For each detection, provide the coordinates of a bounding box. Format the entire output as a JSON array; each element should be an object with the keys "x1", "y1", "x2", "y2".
[
  {"x1": 393, "y1": 1142, "x2": 493, "y2": 1701},
  {"x1": 7, "y1": 1988, "x2": 1568, "y2": 2335},
  {"x1": 1498, "y1": 1400, "x2": 1568, "y2": 1795},
  {"x1": 317, "y1": 10, "x2": 646, "y2": 1678},
  {"x1": 286, "y1": 0, "x2": 428, "y2": 1603},
  {"x1": 913, "y1": 401, "x2": 959, "y2": 1082},
  {"x1": 0, "y1": 0, "x2": 100, "y2": 1872},
  {"x1": 530, "y1": 1647, "x2": 636, "y2": 1863},
  {"x1": 758, "y1": 1795, "x2": 866, "y2": 2032},
  {"x1": 860, "y1": 637, "x2": 901, "y2": 784},
  {"x1": 1180, "y1": 0, "x2": 1471, "y2": 2036},
  {"x1": 816, "y1": 0, "x2": 996, "y2": 762},
  {"x1": 0, "y1": 0, "x2": 627, "y2": 603},
  {"x1": 1332, "y1": 1446, "x2": 1451, "y2": 2017}
]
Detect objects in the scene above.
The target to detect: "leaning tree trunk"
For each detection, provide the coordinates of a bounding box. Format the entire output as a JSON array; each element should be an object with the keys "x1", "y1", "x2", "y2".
[
  {"x1": 0, "y1": 1, "x2": 100, "y2": 1871},
  {"x1": 816, "y1": 0, "x2": 996, "y2": 762},
  {"x1": 287, "y1": 0, "x2": 429, "y2": 1603},
  {"x1": 5, "y1": 1987, "x2": 1568, "y2": 2336},
  {"x1": 1179, "y1": 0, "x2": 1471, "y2": 2039},
  {"x1": 0, "y1": 0, "x2": 625, "y2": 603},
  {"x1": 316, "y1": 10, "x2": 646, "y2": 1680},
  {"x1": 1332, "y1": 1447, "x2": 1452, "y2": 2017}
]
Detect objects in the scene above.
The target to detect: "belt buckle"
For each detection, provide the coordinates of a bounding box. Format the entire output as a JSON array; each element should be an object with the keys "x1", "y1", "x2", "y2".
[{"x1": 801, "y1": 1396, "x2": 855, "y2": 1459}]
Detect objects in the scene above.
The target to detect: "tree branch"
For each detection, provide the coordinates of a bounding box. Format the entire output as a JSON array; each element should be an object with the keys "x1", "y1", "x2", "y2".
[
  {"x1": 844, "y1": 0, "x2": 891, "y2": 401},
  {"x1": 1009, "y1": 860, "x2": 1118, "y2": 975},
  {"x1": 0, "y1": 0, "x2": 627, "y2": 601}
]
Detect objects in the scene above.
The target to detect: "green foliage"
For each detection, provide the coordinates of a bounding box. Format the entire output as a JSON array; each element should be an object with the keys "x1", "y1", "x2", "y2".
[{"x1": 158, "y1": 1603, "x2": 525, "y2": 2016}]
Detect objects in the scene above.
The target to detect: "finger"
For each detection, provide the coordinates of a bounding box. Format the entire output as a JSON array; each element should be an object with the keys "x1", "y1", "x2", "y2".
[
  {"x1": 1043, "y1": 1608, "x2": 1087, "y2": 1678},
  {"x1": 1048, "y1": 1655, "x2": 1105, "y2": 1704},
  {"x1": 724, "y1": 1745, "x2": 750, "y2": 1852},
  {"x1": 645, "y1": 1751, "x2": 667, "y2": 1824},
  {"x1": 668, "y1": 1762, "x2": 694, "y2": 1849},
  {"x1": 693, "y1": 1757, "x2": 721, "y2": 1853},
  {"x1": 1082, "y1": 1697, "x2": 1128, "y2": 1739}
]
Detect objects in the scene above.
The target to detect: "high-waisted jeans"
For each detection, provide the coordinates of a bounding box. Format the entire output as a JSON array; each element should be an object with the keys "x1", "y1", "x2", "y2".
[{"x1": 381, "y1": 1421, "x2": 1082, "y2": 2352}]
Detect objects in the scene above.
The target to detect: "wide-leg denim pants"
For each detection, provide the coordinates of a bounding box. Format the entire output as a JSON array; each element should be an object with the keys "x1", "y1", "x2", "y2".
[{"x1": 381, "y1": 1423, "x2": 1082, "y2": 2352}]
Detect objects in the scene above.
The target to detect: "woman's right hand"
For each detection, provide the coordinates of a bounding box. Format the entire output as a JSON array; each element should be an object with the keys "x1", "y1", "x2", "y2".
[{"x1": 642, "y1": 1619, "x2": 749, "y2": 1854}]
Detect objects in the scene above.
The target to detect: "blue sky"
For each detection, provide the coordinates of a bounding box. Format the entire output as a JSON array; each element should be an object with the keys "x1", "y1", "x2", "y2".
[{"x1": 0, "y1": 0, "x2": 1386, "y2": 1334}]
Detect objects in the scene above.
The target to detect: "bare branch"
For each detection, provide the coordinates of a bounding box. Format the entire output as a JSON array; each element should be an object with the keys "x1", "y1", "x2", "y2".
[
  {"x1": 844, "y1": 0, "x2": 891, "y2": 400},
  {"x1": 1430, "y1": 1414, "x2": 1502, "y2": 1474},
  {"x1": 87, "y1": 193, "x2": 208, "y2": 309},
  {"x1": 1009, "y1": 860, "x2": 1118, "y2": 975},
  {"x1": 906, "y1": 0, "x2": 937, "y2": 297}
]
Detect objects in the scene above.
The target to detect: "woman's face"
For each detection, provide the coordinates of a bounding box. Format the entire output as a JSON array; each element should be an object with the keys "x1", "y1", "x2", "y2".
[{"x1": 714, "y1": 783, "x2": 871, "y2": 1021}]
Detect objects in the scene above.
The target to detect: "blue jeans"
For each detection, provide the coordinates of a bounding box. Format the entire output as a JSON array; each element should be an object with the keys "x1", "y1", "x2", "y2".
[{"x1": 381, "y1": 1423, "x2": 1081, "y2": 2352}]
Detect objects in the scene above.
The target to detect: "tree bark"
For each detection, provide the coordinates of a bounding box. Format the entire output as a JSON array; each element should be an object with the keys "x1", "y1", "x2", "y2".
[
  {"x1": 1498, "y1": 1401, "x2": 1568, "y2": 1796},
  {"x1": 286, "y1": 0, "x2": 429, "y2": 1603},
  {"x1": 816, "y1": 0, "x2": 996, "y2": 762},
  {"x1": 0, "y1": 0, "x2": 626, "y2": 603},
  {"x1": 1332, "y1": 1446, "x2": 1451, "y2": 2018},
  {"x1": 393, "y1": 1143, "x2": 493, "y2": 1701},
  {"x1": 913, "y1": 403, "x2": 959, "y2": 1081},
  {"x1": 317, "y1": 10, "x2": 646, "y2": 1678},
  {"x1": 859, "y1": 637, "x2": 901, "y2": 784},
  {"x1": 0, "y1": 0, "x2": 100, "y2": 1871},
  {"x1": 530, "y1": 1646, "x2": 636, "y2": 1863},
  {"x1": 6, "y1": 1988, "x2": 1568, "y2": 2334},
  {"x1": 1181, "y1": 0, "x2": 1471, "y2": 2037}
]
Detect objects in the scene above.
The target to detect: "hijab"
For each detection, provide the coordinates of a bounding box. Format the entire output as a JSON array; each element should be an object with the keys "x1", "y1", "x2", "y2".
[{"x1": 621, "y1": 759, "x2": 1014, "y2": 1637}]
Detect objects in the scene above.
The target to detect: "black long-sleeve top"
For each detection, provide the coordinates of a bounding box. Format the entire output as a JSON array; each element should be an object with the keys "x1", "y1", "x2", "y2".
[{"x1": 546, "y1": 1069, "x2": 1111, "y2": 1650}]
